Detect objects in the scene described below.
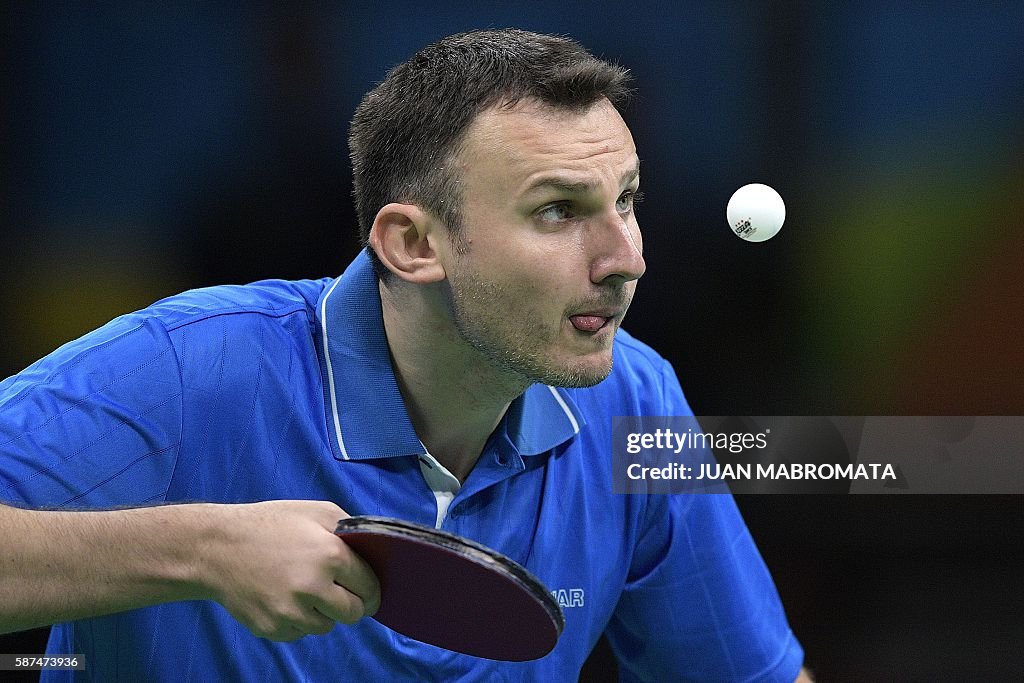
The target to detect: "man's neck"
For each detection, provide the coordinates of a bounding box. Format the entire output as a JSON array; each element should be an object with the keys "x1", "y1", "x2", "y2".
[{"x1": 379, "y1": 281, "x2": 530, "y2": 483}]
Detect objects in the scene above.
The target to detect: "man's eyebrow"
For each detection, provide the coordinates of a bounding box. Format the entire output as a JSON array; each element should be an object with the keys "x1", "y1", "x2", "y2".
[
  {"x1": 621, "y1": 160, "x2": 640, "y2": 185},
  {"x1": 523, "y1": 160, "x2": 641, "y2": 196},
  {"x1": 524, "y1": 177, "x2": 597, "y2": 195}
]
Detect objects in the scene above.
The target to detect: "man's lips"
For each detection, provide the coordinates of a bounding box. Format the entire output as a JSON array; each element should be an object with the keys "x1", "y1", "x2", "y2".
[
  {"x1": 569, "y1": 315, "x2": 609, "y2": 332},
  {"x1": 569, "y1": 306, "x2": 625, "y2": 332}
]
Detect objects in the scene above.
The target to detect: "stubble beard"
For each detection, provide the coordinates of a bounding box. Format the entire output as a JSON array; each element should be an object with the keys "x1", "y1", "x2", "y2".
[{"x1": 444, "y1": 270, "x2": 614, "y2": 389}]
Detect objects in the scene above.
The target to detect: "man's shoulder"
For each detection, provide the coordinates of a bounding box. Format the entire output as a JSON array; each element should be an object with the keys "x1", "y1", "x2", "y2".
[
  {"x1": 143, "y1": 277, "x2": 333, "y2": 333},
  {"x1": 1, "y1": 278, "x2": 333, "y2": 399},
  {"x1": 133, "y1": 278, "x2": 334, "y2": 392}
]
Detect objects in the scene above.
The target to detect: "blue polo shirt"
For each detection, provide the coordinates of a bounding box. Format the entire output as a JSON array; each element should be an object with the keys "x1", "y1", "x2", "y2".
[{"x1": 0, "y1": 250, "x2": 803, "y2": 682}]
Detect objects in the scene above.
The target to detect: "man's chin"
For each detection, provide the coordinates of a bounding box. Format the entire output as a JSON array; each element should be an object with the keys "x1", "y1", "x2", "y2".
[{"x1": 535, "y1": 357, "x2": 613, "y2": 388}]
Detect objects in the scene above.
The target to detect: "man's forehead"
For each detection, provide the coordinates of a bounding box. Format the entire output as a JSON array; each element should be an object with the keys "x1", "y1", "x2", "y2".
[{"x1": 458, "y1": 98, "x2": 637, "y2": 182}]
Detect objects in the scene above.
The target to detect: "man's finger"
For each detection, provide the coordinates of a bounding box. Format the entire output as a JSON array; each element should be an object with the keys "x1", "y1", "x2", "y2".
[
  {"x1": 289, "y1": 606, "x2": 336, "y2": 636},
  {"x1": 314, "y1": 583, "x2": 374, "y2": 625},
  {"x1": 331, "y1": 539, "x2": 382, "y2": 613}
]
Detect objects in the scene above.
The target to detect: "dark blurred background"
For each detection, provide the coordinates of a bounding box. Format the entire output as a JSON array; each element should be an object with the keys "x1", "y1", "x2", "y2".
[{"x1": 2, "y1": 2, "x2": 1022, "y2": 681}]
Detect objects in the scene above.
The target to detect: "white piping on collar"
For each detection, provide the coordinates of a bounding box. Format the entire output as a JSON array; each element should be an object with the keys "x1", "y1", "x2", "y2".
[
  {"x1": 547, "y1": 385, "x2": 580, "y2": 434},
  {"x1": 319, "y1": 277, "x2": 349, "y2": 459},
  {"x1": 321, "y1": 275, "x2": 578, "y2": 461}
]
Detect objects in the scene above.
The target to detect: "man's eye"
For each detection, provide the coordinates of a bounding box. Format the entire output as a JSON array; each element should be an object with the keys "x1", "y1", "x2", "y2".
[
  {"x1": 617, "y1": 190, "x2": 644, "y2": 213},
  {"x1": 538, "y1": 203, "x2": 575, "y2": 222}
]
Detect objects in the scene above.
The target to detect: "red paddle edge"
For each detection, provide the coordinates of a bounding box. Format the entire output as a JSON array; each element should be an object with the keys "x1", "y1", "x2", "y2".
[{"x1": 334, "y1": 516, "x2": 565, "y2": 646}]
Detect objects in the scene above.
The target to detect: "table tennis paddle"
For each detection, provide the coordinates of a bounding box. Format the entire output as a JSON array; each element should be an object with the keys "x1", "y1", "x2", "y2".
[{"x1": 334, "y1": 515, "x2": 564, "y2": 661}]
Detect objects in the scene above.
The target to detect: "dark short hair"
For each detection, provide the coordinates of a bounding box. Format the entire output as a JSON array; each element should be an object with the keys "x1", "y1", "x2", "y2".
[{"x1": 348, "y1": 28, "x2": 633, "y2": 279}]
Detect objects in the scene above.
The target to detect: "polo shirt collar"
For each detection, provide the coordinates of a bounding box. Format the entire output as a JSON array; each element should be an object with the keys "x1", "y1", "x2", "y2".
[{"x1": 316, "y1": 250, "x2": 584, "y2": 461}]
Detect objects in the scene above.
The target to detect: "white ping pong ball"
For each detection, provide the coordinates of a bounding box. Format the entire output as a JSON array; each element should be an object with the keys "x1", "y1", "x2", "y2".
[{"x1": 727, "y1": 183, "x2": 785, "y2": 242}]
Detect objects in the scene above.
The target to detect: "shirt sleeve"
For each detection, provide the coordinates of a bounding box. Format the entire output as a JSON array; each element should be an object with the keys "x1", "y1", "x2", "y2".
[
  {"x1": 605, "y1": 361, "x2": 804, "y2": 682},
  {"x1": 0, "y1": 314, "x2": 183, "y2": 509}
]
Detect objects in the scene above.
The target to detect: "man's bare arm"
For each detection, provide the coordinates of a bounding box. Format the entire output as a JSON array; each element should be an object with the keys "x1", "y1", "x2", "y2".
[
  {"x1": 0, "y1": 500, "x2": 380, "y2": 640},
  {"x1": 796, "y1": 666, "x2": 815, "y2": 682}
]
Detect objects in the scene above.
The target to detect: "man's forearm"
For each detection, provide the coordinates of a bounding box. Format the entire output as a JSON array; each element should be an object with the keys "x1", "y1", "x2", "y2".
[
  {"x1": 0, "y1": 502, "x2": 211, "y2": 634},
  {"x1": 0, "y1": 498, "x2": 378, "y2": 640}
]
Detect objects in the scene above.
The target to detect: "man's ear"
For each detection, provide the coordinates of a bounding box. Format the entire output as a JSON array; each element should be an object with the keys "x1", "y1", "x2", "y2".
[{"x1": 368, "y1": 203, "x2": 447, "y2": 284}]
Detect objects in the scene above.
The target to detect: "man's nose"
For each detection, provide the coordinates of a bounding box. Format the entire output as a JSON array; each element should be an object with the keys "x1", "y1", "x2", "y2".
[{"x1": 589, "y1": 212, "x2": 646, "y2": 285}]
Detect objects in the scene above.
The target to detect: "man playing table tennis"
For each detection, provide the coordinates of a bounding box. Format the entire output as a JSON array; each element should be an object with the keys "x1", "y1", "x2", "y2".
[{"x1": 0, "y1": 29, "x2": 810, "y2": 681}]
